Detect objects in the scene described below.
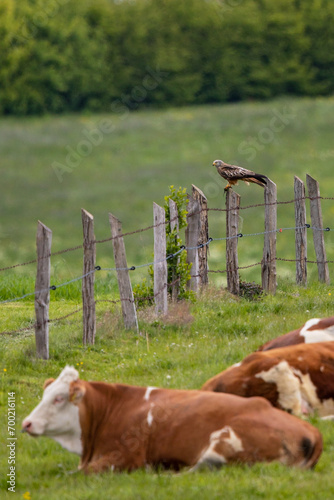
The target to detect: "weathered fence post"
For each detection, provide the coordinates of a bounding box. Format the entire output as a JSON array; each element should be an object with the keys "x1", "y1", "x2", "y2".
[
  {"x1": 169, "y1": 198, "x2": 180, "y2": 301},
  {"x1": 35, "y1": 221, "x2": 52, "y2": 359},
  {"x1": 226, "y1": 189, "x2": 240, "y2": 295},
  {"x1": 82, "y1": 209, "x2": 96, "y2": 345},
  {"x1": 185, "y1": 195, "x2": 200, "y2": 291},
  {"x1": 192, "y1": 185, "x2": 209, "y2": 286},
  {"x1": 109, "y1": 213, "x2": 138, "y2": 331},
  {"x1": 262, "y1": 179, "x2": 277, "y2": 294},
  {"x1": 153, "y1": 202, "x2": 168, "y2": 315},
  {"x1": 294, "y1": 176, "x2": 307, "y2": 285},
  {"x1": 306, "y1": 174, "x2": 330, "y2": 284}
]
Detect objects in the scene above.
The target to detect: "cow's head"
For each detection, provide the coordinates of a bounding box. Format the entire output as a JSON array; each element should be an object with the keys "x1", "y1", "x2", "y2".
[{"x1": 22, "y1": 366, "x2": 82, "y2": 455}]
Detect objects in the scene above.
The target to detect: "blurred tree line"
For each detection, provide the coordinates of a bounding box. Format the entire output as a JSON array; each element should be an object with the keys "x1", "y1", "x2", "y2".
[{"x1": 0, "y1": 0, "x2": 333, "y2": 115}]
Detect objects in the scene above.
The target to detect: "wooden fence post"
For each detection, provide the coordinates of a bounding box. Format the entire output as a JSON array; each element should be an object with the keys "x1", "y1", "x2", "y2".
[
  {"x1": 109, "y1": 213, "x2": 138, "y2": 331},
  {"x1": 82, "y1": 209, "x2": 96, "y2": 345},
  {"x1": 294, "y1": 176, "x2": 307, "y2": 286},
  {"x1": 185, "y1": 195, "x2": 200, "y2": 292},
  {"x1": 226, "y1": 189, "x2": 240, "y2": 295},
  {"x1": 153, "y1": 202, "x2": 168, "y2": 315},
  {"x1": 262, "y1": 179, "x2": 277, "y2": 294},
  {"x1": 306, "y1": 174, "x2": 330, "y2": 284},
  {"x1": 35, "y1": 221, "x2": 52, "y2": 359},
  {"x1": 192, "y1": 185, "x2": 209, "y2": 286},
  {"x1": 169, "y1": 198, "x2": 180, "y2": 301}
]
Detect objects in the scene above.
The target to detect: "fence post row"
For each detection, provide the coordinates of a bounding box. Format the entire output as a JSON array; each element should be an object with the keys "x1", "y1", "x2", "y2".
[
  {"x1": 226, "y1": 189, "x2": 240, "y2": 295},
  {"x1": 81, "y1": 209, "x2": 96, "y2": 345},
  {"x1": 294, "y1": 176, "x2": 307, "y2": 286},
  {"x1": 153, "y1": 202, "x2": 168, "y2": 315},
  {"x1": 262, "y1": 179, "x2": 277, "y2": 294},
  {"x1": 109, "y1": 213, "x2": 138, "y2": 331},
  {"x1": 35, "y1": 221, "x2": 52, "y2": 360},
  {"x1": 27, "y1": 174, "x2": 333, "y2": 359},
  {"x1": 168, "y1": 198, "x2": 180, "y2": 301},
  {"x1": 306, "y1": 174, "x2": 330, "y2": 284}
]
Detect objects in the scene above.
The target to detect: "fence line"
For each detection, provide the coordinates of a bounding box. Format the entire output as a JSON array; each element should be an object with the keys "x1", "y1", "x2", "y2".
[
  {"x1": 1, "y1": 182, "x2": 334, "y2": 347},
  {"x1": 1, "y1": 224, "x2": 332, "y2": 306},
  {"x1": 1, "y1": 195, "x2": 333, "y2": 274}
]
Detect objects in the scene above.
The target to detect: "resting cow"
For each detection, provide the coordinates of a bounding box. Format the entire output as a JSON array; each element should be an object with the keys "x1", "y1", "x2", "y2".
[
  {"x1": 22, "y1": 366, "x2": 322, "y2": 473},
  {"x1": 202, "y1": 341, "x2": 334, "y2": 417},
  {"x1": 258, "y1": 316, "x2": 334, "y2": 351}
]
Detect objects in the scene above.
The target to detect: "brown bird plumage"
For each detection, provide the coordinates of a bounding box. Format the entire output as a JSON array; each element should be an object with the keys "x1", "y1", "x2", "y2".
[{"x1": 213, "y1": 159, "x2": 268, "y2": 191}]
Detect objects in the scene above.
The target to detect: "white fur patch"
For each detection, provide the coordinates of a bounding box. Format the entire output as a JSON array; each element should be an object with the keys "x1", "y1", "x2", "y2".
[
  {"x1": 292, "y1": 368, "x2": 334, "y2": 417},
  {"x1": 301, "y1": 318, "x2": 321, "y2": 333},
  {"x1": 147, "y1": 404, "x2": 154, "y2": 427},
  {"x1": 255, "y1": 361, "x2": 302, "y2": 415},
  {"x1": 195, "y1": 426, "x2": 244, "y2": 469},
  {"x1": 213, "y1": 426, "x2": 244, "y2": 453},
  {"x1": 302, "y1": 329, "x2": 334, "y2": 343},
  {"x1": 144, "y1": 386, "x2": 157, "y2": 401},
  {"x1": 300, "y1": 318, "x2": 334, "y2": 343}
]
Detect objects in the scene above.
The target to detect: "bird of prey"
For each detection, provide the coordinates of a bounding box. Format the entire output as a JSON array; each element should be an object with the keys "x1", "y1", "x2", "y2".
[{"x1": 213, "y1": 159, "x2": 268, "y2": 191}]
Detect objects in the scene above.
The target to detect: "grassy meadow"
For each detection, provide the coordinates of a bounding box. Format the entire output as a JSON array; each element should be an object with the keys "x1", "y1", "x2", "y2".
[{"x1": 1, "y1": 97, "x2": 334, "y2": 498}]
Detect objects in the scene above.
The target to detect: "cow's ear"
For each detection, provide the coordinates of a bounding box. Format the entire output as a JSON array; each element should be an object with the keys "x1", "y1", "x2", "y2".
[
  {"x1": 69, "y1": 381, "x2": 86, "y2": 405},
  {"x1": 43, "y1": 378, "x2": 55, "y2": 389}
]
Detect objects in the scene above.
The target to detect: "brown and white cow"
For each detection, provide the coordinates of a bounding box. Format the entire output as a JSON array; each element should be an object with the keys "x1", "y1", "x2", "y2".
[
  {"x1": 258, "y1": 316, "x2": 334, "y2": 351},
  {"x1": 22, "y1": 366, "x2": 322, "y2": 473},
  {"x1": 202, "y1": 341, "x2": 334, "y2": 417}
]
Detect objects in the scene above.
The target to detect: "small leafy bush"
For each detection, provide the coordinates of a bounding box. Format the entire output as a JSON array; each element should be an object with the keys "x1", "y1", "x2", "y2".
[{"x1": 133, "y1": 186, "x2": 193, "y2": 308}]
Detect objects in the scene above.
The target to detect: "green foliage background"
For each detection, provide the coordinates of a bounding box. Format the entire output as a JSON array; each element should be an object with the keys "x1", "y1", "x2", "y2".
[{"x1": 1, "y1": 0, "x2": 334, "y2": 115}]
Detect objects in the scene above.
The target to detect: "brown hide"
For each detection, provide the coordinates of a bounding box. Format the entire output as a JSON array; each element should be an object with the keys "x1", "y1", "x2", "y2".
[
  {"x1": 68, "y1": 379, "x2": 322, "y2": 473},
  {"x1": 202, "y1": 342, "x2": 334, "y2": 413},
  {"x1": 258, "y1": 316, "x2": 334, "y2": 351}
]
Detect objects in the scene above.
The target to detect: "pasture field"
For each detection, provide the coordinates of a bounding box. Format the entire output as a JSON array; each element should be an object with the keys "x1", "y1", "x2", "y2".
[
  {"x1": 1, "y1": 97, "x2": 334, "y2": 498},
  {"x1": 1, "y1": 282, "x2": 334, "y2": 499},
  {"x1": 1, "y1": 96, "x2": 334, "y2": 290}
]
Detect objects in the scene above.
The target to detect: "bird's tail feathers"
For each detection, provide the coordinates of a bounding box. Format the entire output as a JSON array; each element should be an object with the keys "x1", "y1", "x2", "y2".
[{"x1": 245, "y1": 174, "x2": 267, "y2": 187}]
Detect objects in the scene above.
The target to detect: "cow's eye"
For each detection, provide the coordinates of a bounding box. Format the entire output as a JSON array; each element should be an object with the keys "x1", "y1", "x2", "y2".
[{"x1": 54, "y1": 395, "x2": 65, "y2": 404}]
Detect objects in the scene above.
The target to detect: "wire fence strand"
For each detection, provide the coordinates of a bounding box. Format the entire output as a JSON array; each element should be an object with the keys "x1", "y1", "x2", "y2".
[
  {"x1": 1, "y1": 223, "x2": 333, "y2": 306},
  {"x1": 1, "y1": 194, "x2": 333, "y2": 273}
]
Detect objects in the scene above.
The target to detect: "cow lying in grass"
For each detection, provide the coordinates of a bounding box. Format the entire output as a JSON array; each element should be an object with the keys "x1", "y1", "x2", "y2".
[
  {"x1": 22, "y1": 366, "x2": 322, "y2": 473},
  {"x1": 202, "y1": 341, "x2": 334, "y2": 417},
  {"x1": 258, "y1": 317, "x2": 334, "y2": 351}
]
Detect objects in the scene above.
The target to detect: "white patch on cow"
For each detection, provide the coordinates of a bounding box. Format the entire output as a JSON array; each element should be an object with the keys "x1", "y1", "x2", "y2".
[
  {"x1": 214, "y1": 426, "x2": 244, "y2": 453},
  {"x1": 255, "y1": 361, "x2": 302, "y2": 415},
  {"x1": 147, "y1": 404, "x2": 154, "y2": 427},
  {"x1": 292, "y1": 368, "x2": 334, "y2": 417},
  {"x1": 193, "y1": 426, "x2": 244, "y2": 470},
  {"x1": 320, "y1": 366, "x2": 325, "y2": 372},
  {"x1": 302, "y1": 329, "x2": 334, "y2": 343},
  {"x1": 300, "y1": 318, "x2": 334, "y2": 343},
  {"x1": 320, "y1": 415, "x2": 334, "y2": 421},
  {"x1": 144, "y1": 386, "x2": 157, "y2": 401},
  {"x1": 22, "y1": 366, "x2": 82, "y2": 455},
  {"x1": 232, "y1": 362, "x2": 242, "y2": 368},
  {"x1": 301, "y1": 318, "x2": 321, "y2": 333}
]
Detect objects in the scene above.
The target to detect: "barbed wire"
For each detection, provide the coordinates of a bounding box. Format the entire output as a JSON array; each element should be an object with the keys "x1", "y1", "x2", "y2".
[
  {"x1": 0, "y1": 276, "x2": 183, "y2": 335},
  {"x1": 1, "y1": 194, "x2": 333, "y2": 273},
  {"x1": 207, "y1": 195, "x2": 334, "y2": 213},
  {"x1": 1, "y1": 223, "x2": 332, "y2": 306}
]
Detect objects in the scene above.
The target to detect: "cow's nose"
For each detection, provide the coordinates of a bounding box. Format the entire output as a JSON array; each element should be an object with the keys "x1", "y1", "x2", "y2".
[{"x1": 21, "y1": 421, "x2": 32, "y2": 433}]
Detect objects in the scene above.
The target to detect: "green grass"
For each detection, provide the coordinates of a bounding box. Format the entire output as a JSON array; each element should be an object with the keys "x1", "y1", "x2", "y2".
[
  {"x1": 1, "y1": 98, "x2": 334, "y2": 498},
  {"x1": 1, "y1": 282, "x2": 334, "y2": 499},
  {"x1": 1, "y1": 96, "x2": 334, "y2": 290}
]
